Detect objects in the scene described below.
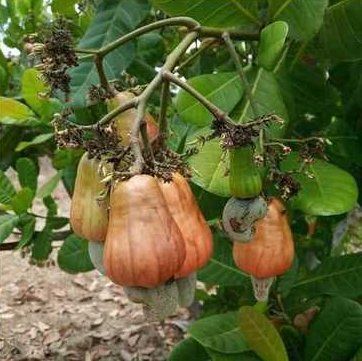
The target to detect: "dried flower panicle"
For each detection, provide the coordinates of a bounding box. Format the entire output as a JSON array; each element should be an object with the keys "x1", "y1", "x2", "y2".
[
  {"x1": 299, "y1": 137, "x2": 327, "y2": 163},
  {"x1": 53, "y1": 110, "x2": 84, "y2": 148},
  {"x1": 33, "y1": 18, "x2": 78, "y2": 95}
]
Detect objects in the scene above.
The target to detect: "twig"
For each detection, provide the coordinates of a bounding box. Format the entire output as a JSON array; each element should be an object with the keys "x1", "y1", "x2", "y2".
[
  {"x1": 198, "y1": 27, "x2": 260, "y2": 40},
  {"x1": 158, "y1": 80, "x2": 170, "y2": 146},
  {"x1": 94, "y1": 54, "x2": 113, "y2": 94}
]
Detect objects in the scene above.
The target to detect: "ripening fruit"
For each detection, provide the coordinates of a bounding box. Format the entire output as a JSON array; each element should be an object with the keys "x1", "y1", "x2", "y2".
[
  {"x1": 159, "y1": 173, "x2": 213, "y2": 278},
  {"x1": 103, "y1": 175, "x2": 186, "y2": 288},
  {"x1": 222, "y1": 196, "x2": 267, "y2": 243},
  {"x1": 70, "y1": 153, "x2": 108, "y2": 242},
  {"x1": 233, "y1": 198, "x2": 294, "y2": 278},
  {"x1": 229, "y1": 146, "x2": 262, "y2": 199},
  {"x1": 107, "y1": 91, "x2": 158, "y2": 146},
  {"x1": 233, "y1": 198, "x2": 294, "y2": 301}
]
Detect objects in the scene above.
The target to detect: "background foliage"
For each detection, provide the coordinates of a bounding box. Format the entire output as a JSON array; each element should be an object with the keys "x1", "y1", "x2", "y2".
[{"x1": 0, "y1": 0, "x2": 361, "y2": 360}]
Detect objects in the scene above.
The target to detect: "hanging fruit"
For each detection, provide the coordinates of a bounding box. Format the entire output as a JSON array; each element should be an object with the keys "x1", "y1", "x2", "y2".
[
  {"x1": 158, "y1": 173, "x2": 213, "y2": 278},
  {"x1": 70, "y1": 153, "x2": 109, "y2": 242},
  {"x1": 176, "y1": 272, "x2": 197, "y2": 308},
  {"x1": 107, "y1": 91, "x2": 159, "y2": 146},
  {"x1": 233, "y1": 198, "x2": 294, "y2": 301},
  {"x1": 229, "y1": 146, "x2": 262, "y2": 199},
  {"x1": 222, "y1": 196, "x2": 267, "y2": 243},
  {"x1": 103, "y1": 175, "x2": 186, "y2": 288}
]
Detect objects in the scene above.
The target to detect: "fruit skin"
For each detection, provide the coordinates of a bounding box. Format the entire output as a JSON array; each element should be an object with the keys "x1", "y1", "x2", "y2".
[
  {"x1": 229, "y1": 146, "x2": 262, "y2": 199},
  {"x1": 88, "y1": 241, "x2": 105, "y2": 275},
  {"x1": 222, "y1": 196, "x2": 267, "y2": 243},
  {"x1": 107, "y1": 91, "x2": 158, "y2": 146},
  {"x1": 158, "y1": 173, "x2": 213, "y2": 278},
  {"x1": 233, "y1": 198, "x2": 294, "y2": 278},
  {"x1": 103, "y1": 175, "x2": 186, "y2": 288},
  {"x1": 70, "y1": 153, "x2": 108, "y2": 242}
]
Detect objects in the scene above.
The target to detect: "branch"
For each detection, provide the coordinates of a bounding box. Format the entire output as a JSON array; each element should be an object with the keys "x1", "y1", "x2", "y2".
[
  {"x1": 94, "y1": 54, "x2": 113, "y2": 94},
  {"x1": 158, "y1": 80, "x2": 170, "y2": 146},
  {"x1": 162, "y1": 70, "x2": 234, "y2": 124},
  {"x1": 198, "y1": 27, "x2": 260, "y2": 41}
]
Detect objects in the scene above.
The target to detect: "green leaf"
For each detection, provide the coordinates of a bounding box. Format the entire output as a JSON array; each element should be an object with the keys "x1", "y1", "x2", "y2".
[
  {"x1": 188, "y1": 132, "x2": 230, "y2": 197},
  {"x1": 175, "y1": 72, "x2": 244, "y2": 127},
  {"x1": 137, "y1": 32, "x2": 165, "y2": 66},
  {"x1": 169, "y1": 338, "x2": 210, "y2": 361},
  {"x1": 15, "y1": 133, "x2": 53, "y2": 152},
  {"x1": 51, "y1": 0, "x2": 77, "y2": 17},
  {"x1": 287, "y1": 253, "x2": 362, "y2": 302},
  {"x1": 189, "y1": 312, "x2": 250, "y2": 354},
  {"x1": 207, "y1": 349, "x2": 262, "y2": 361},
  {"x1": 16, "y1": 157, "x2": 38, "y2": 192},
  {"x1": 235, "y1": 68, "x2": 288, "y2": 137},
  {"x1": 282, "y1": 154, "x2": 358, "y2": 216},
  {"x1": 198, "y1": 230, "x2": 247, "y2": 286},
  {"x1": 304, "y1": 297, "x2": 362, "y2": 361},
  {"x1": 31, "y1": 228, "x2": 52, "y2": 261},
  {"x1": 258, "y1": 21, "x2": 289, "y2": 71},
  {"x1": 277, "y1": 258, "x2": 299, "y2": 297},
  {"x1": 320, "y1": 0, "x2": 362, "y2": 63},
  {"x1": 0, "y1": 214, "x2": 19, "y2": 244},
  {"x1": 11, "y1": 188, "x2": 34, "y2": 214},
  {"x1": 58, "y1": 234, "x2": 95, "y2": 273},
  {"x1": 268, "y1": 0, "x2": 328, "y2": 41},
  {"x1": 36, "y1": 171, "x2": 63, "y2": 199},
  {"x1": 69, "y1": 0, "x2": 150, "y2": 107},
  {"x1": 17, "y1": 215, "x2": 36, "y2": 248},
  {"x1": 239, "y1": 306, "x2": 288, "y2": 361},
  {"x1": 0, "y1": 96, "x2": 35, "y2": 124},
  {"x1": 152, "y1": 0, "x2": 260, "y2": 28},
  {"x1": 0, "y1": 170, "x2": 16, "y2": 205},
  {"x1": 21, "y1": 68, "x2": 49, "y2": 114}
]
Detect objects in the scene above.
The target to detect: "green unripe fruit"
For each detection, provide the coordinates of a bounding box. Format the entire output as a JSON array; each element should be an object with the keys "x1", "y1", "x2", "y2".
[{"x1": 229, "y1": 146, "x2": 262, "y2": 199}]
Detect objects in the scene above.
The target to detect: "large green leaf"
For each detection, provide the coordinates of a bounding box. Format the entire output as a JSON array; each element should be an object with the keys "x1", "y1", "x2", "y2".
[
  {"x1": 304, "y1": 297, "x2": 362, "y2": 361},
  {"x1": 16, "y1": 157, "x2": 38, "y2": 192},
  {"x1": 175, "y1": 72, "x2": 244, "y2": 127},
  {"x1": 258, "y1": 21, "x2": 289, "y2": 71},
  {"x1": 198, "y1": 230, "x2": 247, "y2": 286},
  {"x1": 207, "y1": 350, "x2": 262, "y2": 361},
  {"x1": 69, "y1": 0, "x2": 150, "y2": 107},
  {"x1": 58, "y1": 234, "x2": 94, "y2": 273},
  {"x1": 0, "y1": 214, "x2": 19, "y2": 244},
  {"x1": 21, "y1": 68, "x2": 49, "y2": 115},
  {"x1": 287, "y1": 253, "x2": 362, "y2": 303},
  {"x1": 319, "y1": 0, "x2": 362, "y2": 63},
  {"x1": 169, "y1": 338, "x2": 210, "y2": 361},
  {"x1": 51, "y1": 0, "x2": 77, "y2": 17},
  {"x1": 282, "y1": 154, "x2": 358, "y2": 216},
  {"x1": 0, "y1": 170, "x2": 16, "y2": 205},
  {"x1": 239, "y1": 306, "x2": 288, "y2": 361},
  {"x1": 0, "y1": 97, "x2": 35, "y2": 124},
  {"x1": 189, "y1": 312, "x2": 250, "y2": 354},
  {"x1": 188, "y1": 132, "x2": 230, "y2": 197},
  {"x1": 268, "y1": 0, "x2": 328, "y2": 41},
  {"x1": 152, "y1": 0, "x2": 260, "y2": 28}
]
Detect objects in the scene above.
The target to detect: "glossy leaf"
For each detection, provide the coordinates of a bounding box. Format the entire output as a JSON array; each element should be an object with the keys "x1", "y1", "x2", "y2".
[
  {"x1": 287, "y1": 253, "x2": 362, "y2": 302},
  {"x1": 51, "y1": 0, "x2": 77, "y2": 17},
  {"x1": 239, "y1": 306, "x2": 288, "y2": 361},
  {"x1": 152, "y1": 0, "x2": 260, "y2": 28},
  {"x1": 198, "y1": 230, "x2": 247, "y2": 286},
  {"x1": 258, "y1": 21, "x2": 288, "y2": 71},
  {"x1": 58, "y1": 234, "x2": 94, "y2": 273},
  {"x1": 268, "y1": 0, "x2": 328, "y2": 41},
  {"x1": 304, "y1": 297, "x2": 362, "y2": 361},
  {"x1": 0, "y1": 97, "x2": 35, "y2": 124},
  {"x1": 16, "y1": 157, "x2": 38, "y2": 192},
  {"x1": 11, "y1": 188, "x2": 34, "y2": 214},
  {"x1": 15, "y1": 133, "x2": 53, "y2": 152},
  {"x1": 0, "y1": 214, "x2": 19, "y2": 244},
  {"x1": 207, "y1": 350, "x2": 262, "y2": 361},
  {"x1": 175, "y1": 72, "x2": 244, "y2": 127},
  {"x1": 69, "y1": 0, "x2": 150, "y2": 107},
  {"x1": 17, "y1": 215, "x2": 36, "y2": 248},
  {"x1": 21, "y1": 68, "x2": 49, "y2": 115},
  {"x1": 282, "y1": 154, "x2": 358, "y2": 216},
  {"x1": 36, "y1": 171, "x2": 63, "y2": 199},
  {"x1": 189, "y1": 312, "x2": 249, "y2": 354},
  {"x1": 320, "y1": 0, "x2": 362, "y2": 63},
  {"x1": 169, "y1": 338, "x2": 210, "y2": 361},
  {"x1": 31, "y1": 228, "x2": 52, "y2": 261},
  {"x1": 0, "y1": 170, "x2": 16, "y2": 205}
]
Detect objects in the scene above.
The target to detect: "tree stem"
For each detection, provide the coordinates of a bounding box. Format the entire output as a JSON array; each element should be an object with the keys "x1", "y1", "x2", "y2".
[
  {"x1": 94, "y1": 54, "x2": 113, "y2": 94},
  {"x1": 158, "y1": 80, "x2": 170, "y2": 146}
]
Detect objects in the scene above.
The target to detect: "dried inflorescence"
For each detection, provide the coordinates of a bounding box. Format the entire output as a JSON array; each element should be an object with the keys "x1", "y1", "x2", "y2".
[{"x1": 32, "y1": 18, "x2": 78, "y2": 95}]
